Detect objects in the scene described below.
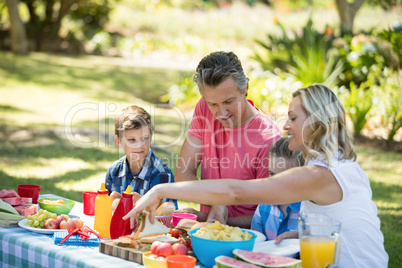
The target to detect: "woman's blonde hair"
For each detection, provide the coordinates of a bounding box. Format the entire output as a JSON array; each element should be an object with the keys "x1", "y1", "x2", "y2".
[{"x1": 292, "y1": 84, "x2": 356, "y2": 166}]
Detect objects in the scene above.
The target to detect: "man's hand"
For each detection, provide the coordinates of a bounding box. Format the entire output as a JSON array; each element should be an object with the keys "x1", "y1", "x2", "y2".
[
  {"x1": 175, "y1": 135, "x2": 202, "y2": 182},
  {"x1": 274, "y1": 231, "x2": 299, "y2": 244},
  {"x1": 174, "y1": 207, "x2": 209, "y2": 222},
  {"x1": 206, "y1": 205, "x2": 228, "y2": 224}
]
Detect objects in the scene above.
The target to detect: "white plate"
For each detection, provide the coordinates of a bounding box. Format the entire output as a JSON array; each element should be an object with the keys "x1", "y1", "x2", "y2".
[
  {"x1": 18, "y1": 219, "x2": 66, "y2": 234},
  {"x1": 242, "y1": 229, "x2": 267, "y2": 243},
  {"x1": 253, "y1": 238, "x2": 300, "y2": 258}
]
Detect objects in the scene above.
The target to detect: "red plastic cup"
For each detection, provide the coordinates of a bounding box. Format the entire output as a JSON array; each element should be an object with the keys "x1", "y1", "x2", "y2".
[
  {"x1": 17, "y1": 184, "x2": 41, "y2": 204},
  {"x1": 83, "y1": 191, "x2": 97, "y2": 215},
  {"x1": 166, "y1": 255, "x2": 196, "y2": 268},
  {"x1": 172, "y1": 213, "x2": 197, "y2": 227}
]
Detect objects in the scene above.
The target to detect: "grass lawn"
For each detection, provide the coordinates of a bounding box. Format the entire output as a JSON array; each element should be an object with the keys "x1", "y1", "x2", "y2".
[{"x1": 1, "y1": 52, "x2": 400, "y2": 267}]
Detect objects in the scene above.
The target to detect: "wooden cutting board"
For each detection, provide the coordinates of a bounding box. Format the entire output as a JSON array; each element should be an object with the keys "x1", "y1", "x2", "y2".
[
  {"x1": 0, "y1": 219, "x2": 20, "y2": 228},
  {"x1": 98, "y1": 240, "x2": 148, "y2": 264}
]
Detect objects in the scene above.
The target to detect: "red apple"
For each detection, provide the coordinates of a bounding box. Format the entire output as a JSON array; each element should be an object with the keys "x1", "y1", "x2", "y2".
[
  {"x1": 55, "y1": 215, "x2": 68, "y2": 224},
  {"x1": 44, "y1": 218, "x2": 59, "y2": 229},
  {"x1": 59, "y1": 219, "x2": 75, "y2": 229},
  {"x1": 71, "y1": 218, "x2": 84, "y2": 228},
  {"x1": 172, "y1": 243, "x2": 188, "y2": 255},
  {"x1": 151, "y1": 241, "x2": 162, "y2": 254},
  {"x1": 155, "y1": 242, "x2": 173, "y2": 257}
]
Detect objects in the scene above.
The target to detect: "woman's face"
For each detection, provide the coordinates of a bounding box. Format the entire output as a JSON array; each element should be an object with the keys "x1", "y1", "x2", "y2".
[{"x1": 283, "y1": 96, "x2": 310, "y2": 154}]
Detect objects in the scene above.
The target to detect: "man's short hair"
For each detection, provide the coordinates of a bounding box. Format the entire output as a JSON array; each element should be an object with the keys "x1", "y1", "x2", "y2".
[{"x1": 194, "y1": 51, "x2": 249, "y2": 94}]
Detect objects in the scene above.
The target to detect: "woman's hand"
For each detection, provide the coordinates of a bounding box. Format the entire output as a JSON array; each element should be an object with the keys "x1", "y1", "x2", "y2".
[
  {"x1": 122, "y1": 187, "x2": 162, "y2": 228},
  {"x1": 274, "y1": 230, "x2": 299, "y2": 244}
]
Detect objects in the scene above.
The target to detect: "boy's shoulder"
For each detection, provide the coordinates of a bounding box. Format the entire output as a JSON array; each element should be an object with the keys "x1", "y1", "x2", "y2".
[
  {"x1": 146, "y1": 150, "x2": 172, "y2": 174},
  {"x1": 107, "y1": 156, "x2": 126, "y2": 173}
]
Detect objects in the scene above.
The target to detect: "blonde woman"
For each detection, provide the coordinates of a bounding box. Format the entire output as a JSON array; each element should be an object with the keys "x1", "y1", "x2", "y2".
[{"x1": 124, "y1": 84, "x2": 388, "y2": 268}]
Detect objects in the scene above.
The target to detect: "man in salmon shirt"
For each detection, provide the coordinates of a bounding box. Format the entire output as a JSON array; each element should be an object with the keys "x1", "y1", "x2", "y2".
[{"x1": 175, "y1": 51, "x2": 282, "y2": 228}]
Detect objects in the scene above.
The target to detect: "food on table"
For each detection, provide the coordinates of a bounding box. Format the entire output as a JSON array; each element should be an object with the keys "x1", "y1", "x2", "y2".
[
  {"x1": 133, "y1": 211, "x2": 170, "y2": 239},
  {"x1": 175, "y1": 218, "x2": 199, "y2": 231},
  {"x1": 111, "y1": 198, "x2": 120, "y2": 211},
  {"x1": 232, "y1": 249, "x2": 302, "y2": 268},
  {"x1": 0, "y1": 188, "x2": 36, "y2": 216},
  {"x1": 138, "y1": 234, "x2": 180, "y2": 244},
  {"x1": 38, "y1": 198, "x2": 75, "y2": 215},
  {"x1": 150, "y1": 241, "x2": 188, "y2": 259},
  {"x1": 42, "y1": 199, "x2": 65, "y2": 205},
  {"x1": 155, "y1": 201, "x2": 176, "y2": 216},
  {"x1": 0, "y1": 189, "x2": 19, "y2": 198},
  {"x1": 1, "y1": 197, "x2": 32, "y2": 206},
  {"x1": 60, "y1": 218, "x2": 83, "y2": 229},
  {"x1": 0, "y1": 199, "x2": 25, "y2": 221},
  {"x1": 169, "y1": 228, "x2": 180, "y2": 239},
  {"x1": 14, "y1": 204, "x2": 38, "y2": 216},
  {"x1": 172, "y1": 243, "x2": 188, "y2": 255},
  {"x1": 44, "y1": 218, "x2": 59, "y2": 229},
  {"x1": 215, "y1": 256, "x2": 261, "y2": 268},
  {"x1": 26, "y1": 209, "x2": 58, "y2": 228},
  {"x1": 113, "y1": 235, "x2": 141, "y2": 249},
  {"x1": 132, "y1": 192, "x2": 142, "y2": 204},
  {"x1": 25, "y1": 209, "x2": 82, "y2": 230},
  {"x1": 193, "y1": 221, "x2": 252, "y2": 241},
  {"x1": 143, "y1": 251, "x2": 168, "y2": 265},
  {"x1": 190, "y1": 221, "x2": 210, "y2": 230}
]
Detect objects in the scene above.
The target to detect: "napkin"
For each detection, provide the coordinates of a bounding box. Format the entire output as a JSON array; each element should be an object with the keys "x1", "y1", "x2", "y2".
[{"x1": 53, "y1": 230, "x2": 100, "y2": 246}]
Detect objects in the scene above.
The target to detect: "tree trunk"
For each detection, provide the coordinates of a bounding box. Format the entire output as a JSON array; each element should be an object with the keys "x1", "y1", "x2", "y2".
[
  {"x1": 335, "y1": 0, "x2": 366, "y2": 35},
  {"x1": 5, "y1": 0, "x2": 28, "y2": 54}
]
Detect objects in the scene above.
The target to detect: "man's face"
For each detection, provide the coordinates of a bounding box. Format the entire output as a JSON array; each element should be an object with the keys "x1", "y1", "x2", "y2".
[
  {"x1": 116, "y1": 126, "x2": 151, "y2": 166},
  {"x1": 201, "y1": 77, "x2": 248, "y2": 128}
]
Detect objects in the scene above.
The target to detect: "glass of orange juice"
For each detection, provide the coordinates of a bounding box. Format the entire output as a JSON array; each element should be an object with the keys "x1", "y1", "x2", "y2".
[{"x1": 298, "y1": 213, "x2": 341, "y2": 268}]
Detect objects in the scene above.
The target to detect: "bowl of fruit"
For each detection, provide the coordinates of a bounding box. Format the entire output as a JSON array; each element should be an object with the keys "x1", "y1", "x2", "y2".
[{"x1": 38, "y1": 198, "x2": 75, "y2": 215}]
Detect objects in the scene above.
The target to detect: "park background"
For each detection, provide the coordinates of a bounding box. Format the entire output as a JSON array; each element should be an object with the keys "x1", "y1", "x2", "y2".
[{"x1": 0, "y1": 0, "x2": 401, "y2": 267}]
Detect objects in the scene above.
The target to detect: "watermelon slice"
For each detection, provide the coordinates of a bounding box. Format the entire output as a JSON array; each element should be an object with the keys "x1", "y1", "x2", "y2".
[
  {"x1": 233, "y1": 249, "x2": 302, "y2": 268},
  {"x1": 2, "y1": 197, "x2": 32, "y2": 206},
  {"x1": 13, "y1": 204, "x2": 38, "y2": 216},
  {"x1": 0, "y1": 189, "x2": 20, "y2": 198},
  {"x1": 215, "y1": 256, "x2": 261, "y2": 268}
]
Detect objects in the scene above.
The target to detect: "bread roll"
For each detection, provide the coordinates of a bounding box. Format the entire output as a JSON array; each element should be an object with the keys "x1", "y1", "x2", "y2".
[
  {"x1": 155, "y1": 202, "x2": 175, "y2": 216},
  {"x1": 176, "y1": 219, "x2": 199, "y2": 231},
  {"x1": 191, "y1": 221, "x2": 210, "y2": 230}
]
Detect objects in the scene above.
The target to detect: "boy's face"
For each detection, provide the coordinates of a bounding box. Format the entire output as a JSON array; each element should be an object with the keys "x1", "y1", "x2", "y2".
[
  {"x1": 269, "y1": 156, "x2": 299, "y2": 176},
  {"x1": 115, "y1": 126, "x2": 151, "y2": 167}
]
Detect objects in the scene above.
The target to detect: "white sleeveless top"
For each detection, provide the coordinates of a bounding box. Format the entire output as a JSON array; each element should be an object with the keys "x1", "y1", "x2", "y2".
[{"x1": 302, "y1": 153, "x2": 388, "y2": 268}]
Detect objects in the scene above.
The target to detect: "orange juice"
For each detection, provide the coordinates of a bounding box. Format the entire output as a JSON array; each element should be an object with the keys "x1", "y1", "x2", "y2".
[{"x1": 300, "y1": 236, "x2": 337, "y2": 268}]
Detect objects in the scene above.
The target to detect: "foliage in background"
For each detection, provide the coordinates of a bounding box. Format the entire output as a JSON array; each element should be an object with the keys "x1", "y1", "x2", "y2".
[
  {"x1": 253, "y1": 19, "x2": 344, "y2": 88},
  {"x1": 161, "y1": 75, "x2": 201, "y2": 110},
  {"x1": 339, "y1": 82, "x2": 373, "y2": 136},
  {"x1": 335, "y1": 31, "x2": 400, "y2": 88},
  {"x1": 162, "y1": 68, "x2": 303, "y2": 113},
  {"x1": 370, "y1": 68, "x2": 402, "y2": 141},
  {"x1": 377, "y1": 26, "x2": 402, "y2": 69}
]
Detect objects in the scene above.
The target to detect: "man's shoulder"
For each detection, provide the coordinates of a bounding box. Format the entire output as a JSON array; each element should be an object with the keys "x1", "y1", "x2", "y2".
[{"x1": 193, "y1": 97, "x2": 210, "y2": 116}]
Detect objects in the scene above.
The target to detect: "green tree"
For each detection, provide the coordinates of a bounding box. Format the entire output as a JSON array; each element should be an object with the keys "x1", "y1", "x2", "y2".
[{"x1": 4, "y1": 0, "x2": 115, "y2": 54}]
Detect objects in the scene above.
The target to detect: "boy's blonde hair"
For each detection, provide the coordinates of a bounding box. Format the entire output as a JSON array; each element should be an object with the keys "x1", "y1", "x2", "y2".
[
  {"x1": 114, "y1": 105, "x2": 154, "y2": 139},
  {"x1": 292, "y1": 84, "x2": 356, "y2": 165}
]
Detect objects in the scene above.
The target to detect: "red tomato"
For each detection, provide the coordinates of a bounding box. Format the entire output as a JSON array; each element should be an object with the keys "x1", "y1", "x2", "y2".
[{"x1": 169, "y1": 228, "x2": 180, "y2": 239}]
